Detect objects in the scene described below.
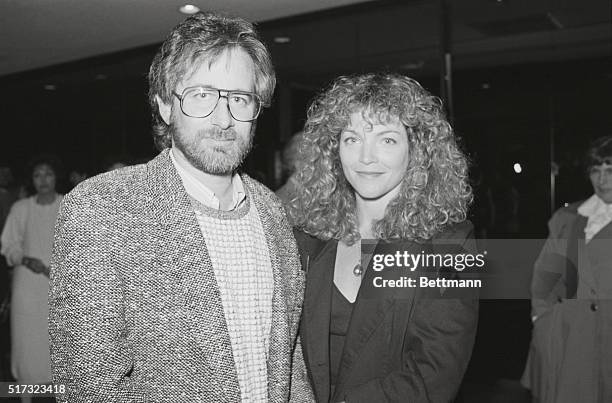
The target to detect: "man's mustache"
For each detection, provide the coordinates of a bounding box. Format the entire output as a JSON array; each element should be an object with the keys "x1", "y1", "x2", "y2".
[{"x1": 199, "y1": 128, "x2": 237, "y2": 141}]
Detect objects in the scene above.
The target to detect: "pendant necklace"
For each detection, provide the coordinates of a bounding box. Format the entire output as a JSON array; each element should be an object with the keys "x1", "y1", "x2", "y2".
[{"x1": 352, "y1": 240, "x2": 363, "y2": 277}]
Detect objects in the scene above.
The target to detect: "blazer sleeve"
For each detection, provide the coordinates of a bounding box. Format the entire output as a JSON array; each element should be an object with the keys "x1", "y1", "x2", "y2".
[
  {"x1": 344, "y1": 222, "x2": 479, "y2": 403},
  {"x1": 49, "y1": 191, "x2": 139, "y2": 402}
]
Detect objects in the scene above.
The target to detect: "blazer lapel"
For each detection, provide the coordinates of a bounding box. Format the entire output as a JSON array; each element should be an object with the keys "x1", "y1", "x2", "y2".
[
  {"x1": 334, "y1": 276, "x2": 394, "y2": 398},
  {"x1": 567, "y1": 214, "x2": 586, "y2": 298},
  {"x1": 147, "y1": 150, "x2": 240, "y2": 401},
  {"x1": 246, "y1": 179, "x2": 294, "y2": 402},
  {"x1": 303, "y1": 239, "x2": 336, "y2": 403}
]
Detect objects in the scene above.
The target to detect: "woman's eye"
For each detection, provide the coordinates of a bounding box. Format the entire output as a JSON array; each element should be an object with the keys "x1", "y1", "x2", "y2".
[
  {"x1": 343, "y1": 136, "x2": 358, "y2": 144},
  {"x1": 382, "y1": 138, "x2": 397, "y2": 145}
]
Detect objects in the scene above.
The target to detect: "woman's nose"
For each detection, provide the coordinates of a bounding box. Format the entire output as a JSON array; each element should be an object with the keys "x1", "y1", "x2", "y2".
[{"x1": 358, "y1": 143, "x2": 377, "y2": 164}]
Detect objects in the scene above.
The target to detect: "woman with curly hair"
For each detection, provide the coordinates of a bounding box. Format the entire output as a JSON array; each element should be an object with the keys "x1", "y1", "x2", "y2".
[{"x1": 289, "y1": 73, "x2": 478, "y2": 403}]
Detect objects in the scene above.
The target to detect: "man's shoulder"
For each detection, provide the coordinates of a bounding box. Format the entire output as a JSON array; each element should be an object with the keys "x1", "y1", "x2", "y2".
[
  {"x1": 69, "y1": 163, "x2": 148, "y2": 201},
  {"x1": 62, "y1": 163, "x2": 154, "y2": 219}
]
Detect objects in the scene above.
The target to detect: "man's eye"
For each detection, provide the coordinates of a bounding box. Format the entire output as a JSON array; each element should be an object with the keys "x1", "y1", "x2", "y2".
[{"x1": 382, "y1": 138, "x2": 397, "y2": 145}]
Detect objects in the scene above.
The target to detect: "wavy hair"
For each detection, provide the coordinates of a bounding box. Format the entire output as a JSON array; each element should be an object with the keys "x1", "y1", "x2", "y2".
[
  {"x1": 287, "y1": 73, "x2": 472, "y2": 244},
  {"x1": 148, "y1": 11, "x2": 275, "y2": 150},
  {"x1": 584, "y1": 135, "x2": 612, "y2": 172}
]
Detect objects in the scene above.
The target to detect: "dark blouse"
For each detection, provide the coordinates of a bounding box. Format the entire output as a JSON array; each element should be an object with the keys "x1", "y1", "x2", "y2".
[{"x1": 330, "y1": 284, "x2": 354, "y2": 388}]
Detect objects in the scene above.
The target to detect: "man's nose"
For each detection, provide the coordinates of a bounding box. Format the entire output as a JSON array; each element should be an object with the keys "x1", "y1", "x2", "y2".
[{"x1": 211, "y1": 98, "x2": 233, "y2": 129}]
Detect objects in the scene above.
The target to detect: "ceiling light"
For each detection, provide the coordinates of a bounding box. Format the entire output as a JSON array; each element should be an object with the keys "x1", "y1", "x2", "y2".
[
  {"x1": 179, "y1": 4, "x2": 200, "y2": 15},
  {"x1": 400, "y1": 61, "x2": 424, "y2": 70},
  {"x1": 482, "y1": 83, "x2": 490, "y2": 89},
  {"x1": 274, "y1": 36, "x2": 291, "y2": 44},
  {"x1": 44, "y1": 84, "x2": 56, "y2": 91}
]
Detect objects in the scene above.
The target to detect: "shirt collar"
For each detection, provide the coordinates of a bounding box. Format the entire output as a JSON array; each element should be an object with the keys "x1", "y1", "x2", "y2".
[
  {"x1": 577, "y1": 194, "x2": 612, "y2": 218},
  {"x1": 578, "y1": 194, "x2": 612, "y2": 242},
  {"x1": 170, "y1": 147, "x2": 246, "y2": 211}
]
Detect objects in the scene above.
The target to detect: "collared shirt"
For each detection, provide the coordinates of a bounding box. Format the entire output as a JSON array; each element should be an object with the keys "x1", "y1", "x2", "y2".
[
  {"x1": 578, "y1": 194, "x2": 612, "y2": 243},
  {"x1": 170, "y1": 148, "x2": 246, "y2": 211}
]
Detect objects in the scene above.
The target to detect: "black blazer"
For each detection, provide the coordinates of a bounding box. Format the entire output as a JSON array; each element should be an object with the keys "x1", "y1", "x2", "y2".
[{"x1": 295, "y1": 222, "x2": 479, "y2": 403}]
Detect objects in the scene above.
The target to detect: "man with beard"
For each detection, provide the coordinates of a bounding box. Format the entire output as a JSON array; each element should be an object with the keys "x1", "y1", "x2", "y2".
[{"x1": 49, "y1": 12, "x2": 313, "y2": 403}]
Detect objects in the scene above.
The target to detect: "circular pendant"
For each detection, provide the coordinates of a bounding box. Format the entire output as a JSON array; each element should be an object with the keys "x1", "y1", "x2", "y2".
[{"x1": 353, "y1": 264, "x2": 363, "y2": 277}]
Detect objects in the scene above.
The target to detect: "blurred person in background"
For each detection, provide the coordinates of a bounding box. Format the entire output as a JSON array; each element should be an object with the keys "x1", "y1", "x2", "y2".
[
  {"x1": 1, "y1": 155, "x2": 63, "y2": 400},
  {"x1": 276, "y1": 131, "x2": 303, "y2": 207},
  {"x1": 522, "y1": 135, "x2": 612, "y2": 403}
]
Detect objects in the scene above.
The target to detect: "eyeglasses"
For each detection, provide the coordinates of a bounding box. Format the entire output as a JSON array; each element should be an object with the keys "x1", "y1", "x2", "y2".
[{"x1": 172, "y1": 86, "x2": 262, "y2": 122}]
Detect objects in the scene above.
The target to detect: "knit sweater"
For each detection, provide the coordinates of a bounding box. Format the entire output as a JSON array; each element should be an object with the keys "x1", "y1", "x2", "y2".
[{"x1": 190, "y1": 194, "x2": 273, "y2": 402}]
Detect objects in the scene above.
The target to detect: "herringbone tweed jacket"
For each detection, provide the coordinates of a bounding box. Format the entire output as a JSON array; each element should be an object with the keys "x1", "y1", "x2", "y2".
[{"x1": 49, "y1": 149, "x2": 313, "y2": 402}]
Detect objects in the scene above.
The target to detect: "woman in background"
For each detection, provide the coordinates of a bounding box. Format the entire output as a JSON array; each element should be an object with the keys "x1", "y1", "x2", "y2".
[
  {"x1": 522, "y1": 136, "x2": 612, "y2": 403},
  {"x1": 289, "y1": 73, "x2": 478, "y2": 403},
  {"x1": 1, "y1": 155, "x2": 63, "y2": 395}
]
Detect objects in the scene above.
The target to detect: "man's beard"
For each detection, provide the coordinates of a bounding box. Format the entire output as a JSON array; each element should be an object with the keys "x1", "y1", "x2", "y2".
[{"x1": 171, "y1": 123, "x2": 253, "y2": 175}]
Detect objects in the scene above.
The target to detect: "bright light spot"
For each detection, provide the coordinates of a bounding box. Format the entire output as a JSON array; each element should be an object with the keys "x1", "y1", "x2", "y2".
[
  {"x1": 482, "y1": 83, "x2": 490, "y2": 89},
  {"x1": 513, "y1": 163, "x2": 522, "y2": 174},
  {"x1": 564, "y1": 202, "x2": 569, "y2": 207},
  {"x1": 274, "y1": 36, "x2": 291, "y2": 44},
  {"x1": 179, "y1": 4, "x2": 200, "y2": 14},
  {"x1": 44, "y1": 84, "x2": 56, "y2": 91}
]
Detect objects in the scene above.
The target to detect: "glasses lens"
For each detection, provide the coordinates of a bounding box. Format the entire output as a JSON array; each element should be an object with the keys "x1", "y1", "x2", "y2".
[
  {"x1": 182, "y1": 88, "x2": 219, "y2": 117},
  {"x1": 227, "y1": 92, "x2": 260, "y2": 121}
]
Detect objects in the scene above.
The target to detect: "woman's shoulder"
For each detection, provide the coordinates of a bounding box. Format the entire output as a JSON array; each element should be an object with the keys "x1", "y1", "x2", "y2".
[
  {"x1": 434, "y1": 220, "x2": 474, "y2": 241},
  {"x1": 8, "y1": 197, "x2": 32, "y2": 214},
  {"x1": 431, "y1": 220, "x2": 476, "y2": 254}
]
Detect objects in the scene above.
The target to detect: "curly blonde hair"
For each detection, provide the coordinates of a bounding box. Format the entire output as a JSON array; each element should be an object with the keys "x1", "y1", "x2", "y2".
[{"x1": 287, "y1": 73, "x2": 472, "y2": 244}]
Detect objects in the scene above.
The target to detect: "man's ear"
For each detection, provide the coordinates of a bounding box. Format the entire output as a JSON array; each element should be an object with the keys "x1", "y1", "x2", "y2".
[{"x1": 156, "y1": 95, "x2": 172, "y2": 125}]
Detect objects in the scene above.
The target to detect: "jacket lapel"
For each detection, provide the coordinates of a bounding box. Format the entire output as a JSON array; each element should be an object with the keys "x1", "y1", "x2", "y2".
[
  {"x1": 146, "y1": 150, "x2": 240, "y2": 401},
  {"x1": 567, "y1": 213, "x2": 586, "y2": 298},
  {"x1": 303, "y1": 238, "x2": 336, "y2": 403},
  {"x1": 333, "y1": 271, "x2": 395, "y2": 399},
  {"x1": 246, "y1": 177, "x2": 294, "y2": 402}
]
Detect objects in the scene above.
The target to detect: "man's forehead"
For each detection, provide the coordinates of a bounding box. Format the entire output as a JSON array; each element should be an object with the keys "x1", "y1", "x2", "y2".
[{"x1": 178, "y1": 48, "x2": 256, "y2": 91}]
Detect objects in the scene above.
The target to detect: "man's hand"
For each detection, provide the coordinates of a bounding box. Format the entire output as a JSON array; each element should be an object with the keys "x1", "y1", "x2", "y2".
[{"x1": 22, "y1": 256, "x2": 49, "y2": 276}]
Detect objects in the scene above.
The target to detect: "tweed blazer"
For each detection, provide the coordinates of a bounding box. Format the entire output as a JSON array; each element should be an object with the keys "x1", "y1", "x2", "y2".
[{"x1": 49, "y1": 149, "x2": 313, "y2": 402}]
